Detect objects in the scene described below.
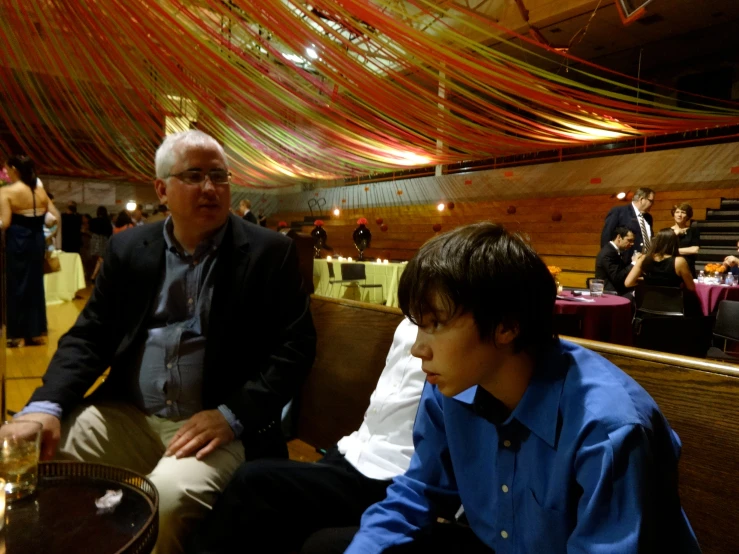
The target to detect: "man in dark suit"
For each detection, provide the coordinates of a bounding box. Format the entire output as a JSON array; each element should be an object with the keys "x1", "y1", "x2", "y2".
[
  {"x1": 61, "y1": 200, "x2": 83, "y2": 252},
  {"x1": 14, "y1": 130, "x2": 316, "y2": 554},
  {"x1": 600, "y1": 187, "x2": 655, "y2": 259},
  {"x1": 240, "y1": 199, "x2": 258, "y2": 224},
  {"x1": 595, "y1": 226, "x2": 636, "y2": 296}
]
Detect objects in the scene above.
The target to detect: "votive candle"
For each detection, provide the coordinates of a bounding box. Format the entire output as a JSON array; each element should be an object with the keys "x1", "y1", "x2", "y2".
[
  {"x1": 0, "y1": 478, "x2": 5, "y2": 531},
  {"x1": 326, "y1": 256, "x2": 332, "y2": 261},
  {"x1": 383, "y1": 259, "x2": 389, "y2": 264}
]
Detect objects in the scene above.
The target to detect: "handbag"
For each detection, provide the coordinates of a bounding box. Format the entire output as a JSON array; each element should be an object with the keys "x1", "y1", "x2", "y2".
[{"x1": 43, "y1": 250, "x2": 61, "y2": 274}]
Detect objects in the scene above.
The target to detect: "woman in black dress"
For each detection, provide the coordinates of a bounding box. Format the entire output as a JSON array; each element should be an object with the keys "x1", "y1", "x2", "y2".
[
  {"x1": 625, "y1": 228, "x2": 696, "y2": 292},
  {"x1": 671, "y1": 202, "x2": 700, "y2": 277},
  {"x1": 0, "y1": 155, "x2": 53, "y2": 346}
]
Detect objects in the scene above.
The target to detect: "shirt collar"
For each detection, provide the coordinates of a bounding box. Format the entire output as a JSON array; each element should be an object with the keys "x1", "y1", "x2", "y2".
[
  {"x1": 609, "y1": 241, "x2": 621, "y2": 253},
  {"x1": 452, "y1": 341, "x2": 567, "y2": 448},
  {"x1": 632, "y1": 202, "x2": 643, "y2": 217},
  {"x1": 163, "y1": 216, "x2": 227, "y2": 260}
]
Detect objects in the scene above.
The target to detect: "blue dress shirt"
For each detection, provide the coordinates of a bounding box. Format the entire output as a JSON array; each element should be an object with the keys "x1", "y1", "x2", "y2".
[{"x1": 346, "y1": 340, "x2": 700, "y2": 554}]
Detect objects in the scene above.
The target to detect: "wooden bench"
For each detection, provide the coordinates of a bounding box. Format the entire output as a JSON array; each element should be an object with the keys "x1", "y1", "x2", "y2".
[{"x1": 290, "y1": 296, "x2": 739, "y2": 553}]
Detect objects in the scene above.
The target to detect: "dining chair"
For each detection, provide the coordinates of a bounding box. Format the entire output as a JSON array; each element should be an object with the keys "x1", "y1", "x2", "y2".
[
  {"x1": 634, "y1": 285, "x2": 685, "y2": 317},
  {"x1": 706, "y1": 300, "x2": 739, "y2": 361},
  {"x1": 337, "y1": 263, "x2": 383, "y2": 302}
]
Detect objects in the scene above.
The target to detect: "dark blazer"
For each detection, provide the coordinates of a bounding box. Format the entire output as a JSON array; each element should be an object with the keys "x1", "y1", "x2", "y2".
[
  {"x1": 30, "y1": 214, "x2": 316, "y2": 460},
  {"x1": 600, "y1": 204, "x2": 653, "y2": 258},
  {"x1": 595, "y1": 243, "x2": 632, "y2": 295},
  {"x1": 243, "y1": 210, "x2": 258, "y2": 224}
]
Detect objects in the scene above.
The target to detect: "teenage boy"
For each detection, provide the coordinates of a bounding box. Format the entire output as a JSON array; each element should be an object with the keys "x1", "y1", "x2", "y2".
[{"x1": 346, "y1": 222, "x2": 700, "y2": 554}]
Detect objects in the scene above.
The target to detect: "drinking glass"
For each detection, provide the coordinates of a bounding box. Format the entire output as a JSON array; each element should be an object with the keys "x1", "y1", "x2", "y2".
[
  {"x1": 589, "y1": 279, "x2": 605, "y2": 297},
  {"x1": 0, "y1": 420, "x2": 42, "y2": 502}
]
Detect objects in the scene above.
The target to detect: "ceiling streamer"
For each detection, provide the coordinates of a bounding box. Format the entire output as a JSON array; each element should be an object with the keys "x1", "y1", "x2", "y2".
[{"x1": 0, "y1": 0, "x2": 737, "y2": 188}]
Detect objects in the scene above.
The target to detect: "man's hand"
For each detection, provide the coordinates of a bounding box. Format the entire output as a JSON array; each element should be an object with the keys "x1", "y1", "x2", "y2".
[
  {"x1": 165, "y1": 409, "x2": 235, "y2": 461},
  {"x1": 13, "y1": 413, "x2": 61, "y2": 461}
]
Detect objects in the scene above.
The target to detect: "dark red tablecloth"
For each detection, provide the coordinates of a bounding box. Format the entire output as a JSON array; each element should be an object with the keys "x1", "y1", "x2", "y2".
[
  {"x1": 555, "y1": 292, "x2": 633, "y2": 345},
  {"x1": 694, "y1": 282, "x2": 739, "y2": 316}
]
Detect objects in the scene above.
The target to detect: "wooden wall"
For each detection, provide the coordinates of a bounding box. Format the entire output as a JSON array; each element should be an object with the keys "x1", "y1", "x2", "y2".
[{"x1": 270, "y1": 188, "x2": 727, "y2": 288}]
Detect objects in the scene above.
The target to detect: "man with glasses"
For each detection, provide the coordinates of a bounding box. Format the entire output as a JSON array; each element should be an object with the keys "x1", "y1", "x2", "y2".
[
  {"x1": 600, "y1": 187, "x2": 655, "y2": 259},
  {"x1": 14, "y1": 130, "x2": 317, "y2": 554}
]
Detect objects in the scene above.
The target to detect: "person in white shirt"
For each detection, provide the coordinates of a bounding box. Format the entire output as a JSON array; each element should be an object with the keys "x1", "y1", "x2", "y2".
[{"x1": 186, "y1": 318, "x2": 424, "y2": 554}]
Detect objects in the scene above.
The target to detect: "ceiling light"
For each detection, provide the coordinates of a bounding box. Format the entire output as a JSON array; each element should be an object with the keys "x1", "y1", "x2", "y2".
[
  {"x1": 616, "y1": 192, "x2": 626, "y2": 200},
  {"x1": 306, "y1": 47, "x2": 318, "y2": 59},
  {"x1": 126, "y1": 201, "x2": 137, "y2": 211},
  {"x1": 333, "y1": 208, "x2": 340, "y2": 216},
  {"x1": 437, "y1": 203, "x2": 445, "y2": 211}
]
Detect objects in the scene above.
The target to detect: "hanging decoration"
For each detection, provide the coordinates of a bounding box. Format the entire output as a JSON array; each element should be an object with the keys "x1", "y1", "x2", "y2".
[
  {"x1": 0, "y1": 1, "x2": 737, "y2": 187},
  {"x1": 433, "y1": 223, "x2": 442, "y2": 232}
]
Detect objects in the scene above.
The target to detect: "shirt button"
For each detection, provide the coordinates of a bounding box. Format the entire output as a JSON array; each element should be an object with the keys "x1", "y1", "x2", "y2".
[
  {"x1": 503, "y1": 440, "x2": 511, "y2": 448},
  {"x1": 188, "y1": 298, "x2": 194, "y2": 304},
  {"x1": 167, "y1": 363, "x2": 173, "y2": 369},
  {"x1": 501, "y1": 530, "x2": 509, "y2": 539},
  {"x1": 501, "y1": 485, "x2": 509, "y2": 493},
  {"x1": 166, "y1": 400, "x2": 173, "y2": 406}
]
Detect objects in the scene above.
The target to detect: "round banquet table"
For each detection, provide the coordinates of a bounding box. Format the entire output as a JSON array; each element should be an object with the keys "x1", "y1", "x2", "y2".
[
  {"x1": 2, "y1": 461, "x2": 158, "y2": 554},
  {"x1": 694, "y1": 282, "x2": 739, "y2": 316},
  {"x1": 555, "y1": 292, "x2": 633, "y2": 345}
]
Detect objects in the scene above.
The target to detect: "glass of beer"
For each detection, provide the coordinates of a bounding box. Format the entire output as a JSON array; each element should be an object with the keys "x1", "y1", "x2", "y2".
[{"x1": 0, "y1": 420, "x2": 42, "y2": 501}]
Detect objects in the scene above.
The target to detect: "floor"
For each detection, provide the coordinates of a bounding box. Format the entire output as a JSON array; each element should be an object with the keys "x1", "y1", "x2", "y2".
[{"x1": 5, "y1": 287, "x2": 94, "y2": 416}]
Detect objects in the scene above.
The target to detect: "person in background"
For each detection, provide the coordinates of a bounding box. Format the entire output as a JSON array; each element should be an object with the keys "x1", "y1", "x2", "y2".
[
  {"x1": 131, "y1": 204, "x2": 146, "y2": 226},
  {"x1": 0, "y1": 155, "x2": 52, "y2": 347},
  {"x1": 113, "y1": 210, "x2": 135, "y2": 234},
  {"x1": 600, "y1": 187, "x2": 655, "y2": 259},
  {"x1": 148, "y1": 204, "x2": 170, "y2": 224},
  {"x1": 594, "y1": 226, "x2": 636, "y2": 297},
  {"x1": 670, "y1": 203, "x2": 700, "y2": 278},
  {"x1": 724, "y1": 241, "x2": 739, "y2": 274},
  {"x1": 345, "y1": 222, "x2": 699, "y2": 554},
  {"x1": 89, "y1": 206, "x2": 113, "y2": 281},
  {"x1": 61, "y1": 200, "x2": 82, "y2": 253},
  {"x1": 240, "y1": 199, "x2": 257, "y2": 224},
  {"x1": 257, "y1": 211, "x2": 267, "y2": 227},
  {"x1": 12, "y1": 129, "x2": 316, "y2": 554},
  {"x1": 625, "y1": 228, "x2": 696, "y2": 293},
  {"x1": 187, "y1": 318, "x2": 424, "y2": 554}
]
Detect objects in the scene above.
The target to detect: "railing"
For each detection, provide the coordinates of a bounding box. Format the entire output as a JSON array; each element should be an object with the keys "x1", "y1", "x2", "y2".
[{"x1": 308, "y1": 197, "x2": 327, "y2": 218}]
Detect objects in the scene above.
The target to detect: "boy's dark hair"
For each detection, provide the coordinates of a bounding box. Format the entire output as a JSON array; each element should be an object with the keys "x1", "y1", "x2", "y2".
[{"x1": 398, "y1": 222, "x2": 556, "y2": 358}]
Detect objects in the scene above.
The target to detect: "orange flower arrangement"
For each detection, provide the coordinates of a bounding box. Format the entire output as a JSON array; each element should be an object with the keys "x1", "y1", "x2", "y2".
[
  {"x1": 548, "y1": 266, "x2": 562, "y2": 277},
  {"x1": 704, "y1": 263, "x2": 727, "y2": 274}
]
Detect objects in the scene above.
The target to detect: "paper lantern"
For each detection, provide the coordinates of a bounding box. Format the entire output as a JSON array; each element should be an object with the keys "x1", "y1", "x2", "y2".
[
  {"x1": 446, "y1": 201, "x2": 455, "y2": 210},
  {"x1": 433, "y1": 223, "x2": 442, "y2": 232},
  {"x1": 507, "y1": 206, "x2": 516, "y2": 214},
  {"x1": 552, "y1": 212, "x2": 562, "y2": 222},
  {"x1": 381, "y1": 224, "x2": 388, "y2": 232},
  {"x1": 376, "y1": 217, "x2": 384, "y2": 225}
]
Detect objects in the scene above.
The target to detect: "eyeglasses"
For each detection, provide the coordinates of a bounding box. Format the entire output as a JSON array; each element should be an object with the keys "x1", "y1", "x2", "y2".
[{"x1": 168, "y1": 169, "x2": 231, "y2": 186}]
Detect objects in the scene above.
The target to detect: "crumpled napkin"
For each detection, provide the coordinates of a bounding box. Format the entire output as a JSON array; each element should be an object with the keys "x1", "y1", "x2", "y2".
[{"x1": 95, "y1": 489, "x2": 123, "y2": 513}]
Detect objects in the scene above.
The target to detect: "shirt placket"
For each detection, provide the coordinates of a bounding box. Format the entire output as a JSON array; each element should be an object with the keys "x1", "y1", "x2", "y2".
[{"x1": 494, "y1": 428, "x2": 517, "y2": 554}]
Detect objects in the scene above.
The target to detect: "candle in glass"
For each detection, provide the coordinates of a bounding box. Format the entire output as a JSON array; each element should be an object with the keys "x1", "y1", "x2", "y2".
[{"x1": 0, "y1": 478, "x2": 5, "y2": 531}]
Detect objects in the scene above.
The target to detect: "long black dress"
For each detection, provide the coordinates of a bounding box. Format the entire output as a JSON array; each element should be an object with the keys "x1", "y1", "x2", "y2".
[{"x1": 6, "y1": 201, "x2": 47, "y2": 340}]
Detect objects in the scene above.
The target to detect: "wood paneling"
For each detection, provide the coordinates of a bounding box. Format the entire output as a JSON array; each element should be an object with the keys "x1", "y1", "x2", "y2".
[{"x1": 273, "y1": 189, "x2": 725, "y2": 285}]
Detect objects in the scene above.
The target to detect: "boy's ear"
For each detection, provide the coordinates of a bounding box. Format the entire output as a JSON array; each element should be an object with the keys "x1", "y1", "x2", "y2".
[{"x1": 495, "y1": 322, "x2": 520, "y2": 346}]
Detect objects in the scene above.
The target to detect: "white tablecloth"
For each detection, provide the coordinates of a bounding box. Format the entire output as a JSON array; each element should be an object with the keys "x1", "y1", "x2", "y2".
[
  {"x1": 44, "y1": 251, "x2": 86, "y2": 306},
  {"x1": 313, "y1": 259, "x2": 406, "y2": 307}
]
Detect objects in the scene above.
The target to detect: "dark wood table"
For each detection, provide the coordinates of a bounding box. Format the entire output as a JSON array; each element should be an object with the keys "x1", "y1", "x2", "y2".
[{"x1": 2, "y1": 461, "x2": 158, "y2": 553}]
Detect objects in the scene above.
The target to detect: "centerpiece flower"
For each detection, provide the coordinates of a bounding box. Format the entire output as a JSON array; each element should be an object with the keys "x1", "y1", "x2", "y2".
[{"x1": 353, "y1": 218, "x2": 371, "y2": 261}]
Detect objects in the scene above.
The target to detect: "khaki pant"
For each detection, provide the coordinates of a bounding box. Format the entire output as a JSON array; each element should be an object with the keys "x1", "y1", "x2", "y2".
[{"x1": 57, "y1": 402, "x2": 245, "y2": 554}]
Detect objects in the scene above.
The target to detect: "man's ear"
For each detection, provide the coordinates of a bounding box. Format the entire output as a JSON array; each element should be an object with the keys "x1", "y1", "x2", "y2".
[
  {"x1": 154, "y1": 178, "x2": 168, "y2": 205},
  {"x1": 495, "y1": 322, "x2": 520, "y2": 346}
]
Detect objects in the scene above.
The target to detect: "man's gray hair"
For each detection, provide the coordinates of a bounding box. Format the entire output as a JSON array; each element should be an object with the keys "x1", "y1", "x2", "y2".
[
  {"x1": 633, "y1": 187, "x2": 655, "y2": 201},
  {"x1": 154, "y1": 130, "x2": 227, "y2": 179}
]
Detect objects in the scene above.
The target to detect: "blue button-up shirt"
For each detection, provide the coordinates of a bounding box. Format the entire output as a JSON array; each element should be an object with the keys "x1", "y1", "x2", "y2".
[{"x1": 346, "y1": 340, "x2": 700, "y2": 554}]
